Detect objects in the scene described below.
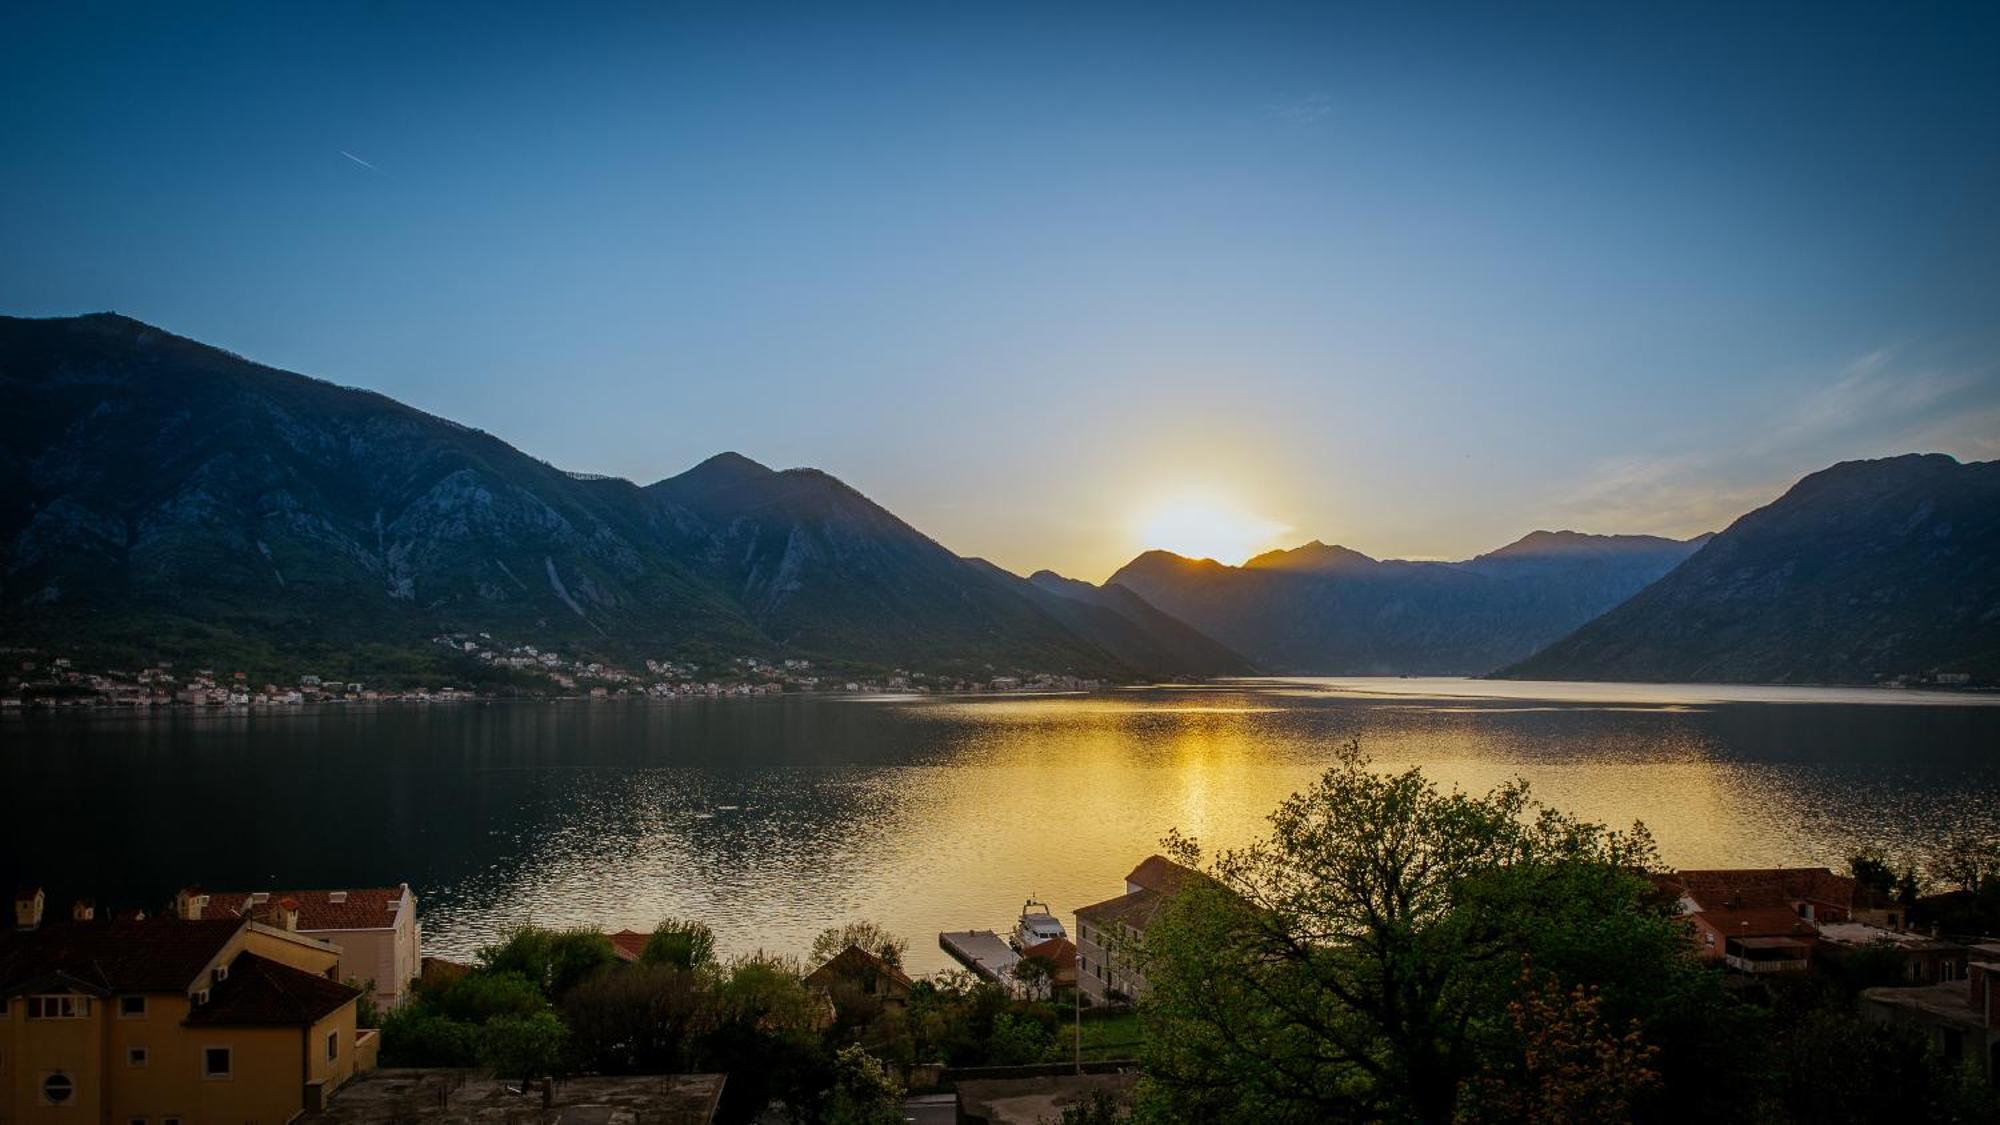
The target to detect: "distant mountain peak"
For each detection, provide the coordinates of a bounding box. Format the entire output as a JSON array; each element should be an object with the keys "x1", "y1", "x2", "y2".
[
  {"x1": 1475, "y1": 529, "x2": 1707, "y2": 563},
  {"x1": 1243, "y1": 540, "x2": 1378, "y2": 573}
]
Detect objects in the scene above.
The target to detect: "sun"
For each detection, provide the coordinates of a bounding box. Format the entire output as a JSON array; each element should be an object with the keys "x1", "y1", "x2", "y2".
[{"x1": 1137, "y1": 493, "x2": 1291, "y2": 565}]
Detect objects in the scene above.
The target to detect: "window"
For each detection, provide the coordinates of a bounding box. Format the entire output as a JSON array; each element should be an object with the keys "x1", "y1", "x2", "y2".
[
  {"x1": 41, "y1": 1071, "x2": 76, "y2": 1105},
  {"x1": 119, "y1": 994, "x2": 147, "y2": 1018},
  {"x1": 203, "y1": 1046, "x2": 232, "y2": 1079},
  {"x1": 27, "y1": 994, "x2": 90, "y2": 1019},
  {"x1": 212, "y1": 964, "x2": 229, "y2": 983},
  {"x1": 128, "y1": 1046, "x2": 148, "y2": 1067},
  {"x1": 327, "y1": 1029, "x2": 339, "y2": 1061}
]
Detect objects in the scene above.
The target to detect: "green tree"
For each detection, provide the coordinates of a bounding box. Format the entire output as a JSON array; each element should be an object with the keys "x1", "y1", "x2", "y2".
[
  {"x1": 1462, "y1": 965, "x2": 1659, "y2": 1123},
  {"x1": 561, "y1": 963, "x2": 705, "y2": 1074},
  {"x1": 1134, "y1": 742, "x2": 1754, "y2": 1125},
  {"x1": 479, "y1": 926, "x2": 617, "y2": 999},
  {"x1": 378, "y1": 1007, "x2": 481, "y2": 1067},
  {"x1": 641, "y1": 916, "x2": 718, "y2": 970},
  {"x1": 811, "y1": 920, "x2": 909, "y2": 969},
  {"x1": 696, "y1": 955, "x2": 833, "y2": 1124},
  {"x1": 479, "y1": 1010, "x2": 570, "y2": 1087},
  {"x1": 820, "y1": 1044, "x2": 906, "y2": 1125}
]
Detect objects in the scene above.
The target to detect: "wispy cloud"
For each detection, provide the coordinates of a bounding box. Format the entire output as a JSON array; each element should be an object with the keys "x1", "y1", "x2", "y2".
[
  {"x1": 340, "y1": 150, "x2": 384, "y2": 174},
  {"x1": 1545, "y1": 348, "x2": 1999, "y2": 536},
  {"x1": 1270, "y1": 92, "x2": 1335, "y2": 125}
]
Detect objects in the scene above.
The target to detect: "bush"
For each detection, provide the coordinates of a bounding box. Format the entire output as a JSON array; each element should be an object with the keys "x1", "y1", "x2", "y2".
[
  {"x1": 479, "y1": 926, "x2": 618, "y2": 999},
  {"x1": 379, "y1": 1007, "x2": 482, "y2": 1067},
  {"x1": 562, "y1": 963, "x2": 705, "y2": 1074},
  {"x1": 642, "y1": 917, "x2": 717, "y2": 970}
]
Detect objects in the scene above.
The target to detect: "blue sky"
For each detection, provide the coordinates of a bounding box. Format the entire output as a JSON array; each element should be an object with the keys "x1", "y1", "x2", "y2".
[{"x1": 4, "y1": 1, "x2": 1996, "y2": 579}]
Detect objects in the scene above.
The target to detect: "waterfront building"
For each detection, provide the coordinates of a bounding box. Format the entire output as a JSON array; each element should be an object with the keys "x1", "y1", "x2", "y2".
[
  {"x1": 1074, "y1": 855, "x2": 1198, "y2": 1003},
  {"x1": 176, "y1": 886, "x2": 421, "y2": 1009}
]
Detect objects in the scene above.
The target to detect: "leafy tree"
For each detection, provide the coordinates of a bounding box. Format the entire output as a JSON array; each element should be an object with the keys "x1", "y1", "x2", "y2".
[
  {"x1": 421, "y1": 968, "x2": 548, "y2": 1023},
  {"x1": 479, "y1": 1010, "x2": 570, "y2": 1087},
  {"x1": 479, "y1": 926, "x2": 617, "y2": 999},
  {"x1": 561, "y1": 963, "x2": 705, "y2": 1074},
  {"x1": 986, "y1": 1010, "x2": 1055, "y2": 1065},
  {"x1": 1926, "y1": 833, "x2": 1999, "y2": 895},
  {"x1": 1134, "y1": 742, "x2": 1756, "y2": 1125},
  {"x1": 696, "y1": 955, "x2": 833, "y2": 1124},
  {"x1": 1778, "y1": 1007, "x2": 2000, "y2": 1124},
  {"x1": 1050, "y1": 1091, "x2": 1130, "y2": 1124},
  {"x1": 1012, "y1": 952, "x2": 1055, "y2": 998},
  {"x1": 811, "y1": 920, "x2": 909, "y2": 969},
  {"x1": 346, "y1": 977, "x2": 381, "y2": 1029},
  {"x1": 642, "y1": 916, "x2": 718, "y2": 970},
  {"x1": 819, "y1": 1044, "x2": 906, "y2": 1125},
  {"x1": 378, "y1": 1006, "x2": 481, "y2": 1067},
  {"x1": 1462, "y1": 965, "x2": 1659, "y2": 1123}
]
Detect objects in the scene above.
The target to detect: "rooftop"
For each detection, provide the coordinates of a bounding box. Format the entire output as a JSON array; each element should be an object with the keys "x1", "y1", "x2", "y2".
[
  {"x1": 0, "y1": 917, "x2": 244, "y2": 996},
  {"x1": 186, "y1": 951, "x2": 358, "y2": 1026},
  {"x1": 199, "y1": 886, "x2": 410, "y2": 931}
]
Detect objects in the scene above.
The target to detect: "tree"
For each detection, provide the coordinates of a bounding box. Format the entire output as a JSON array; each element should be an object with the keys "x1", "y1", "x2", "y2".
[
  {"x1": 1012, "y1": 951, "x2": 1055, "y2": 999},
  {"x1": 479, "y1": 926, "x2": 617, "y2": 999},
  {"x1": 1462, "y1": 965, "x2": 1659, "y2": 1123},
  {"x1": 642, "y1": 917, "x2": 718, "y2": 970},
  {"x1": 479, "y1": 1010, "x2": 569, "y2": 1088},
  {"x1": 562, "y1": 963, "x2": 705, "y2": 1074},
  {"x1": 819, "y1": 1044, "x2": 906, "y2": 1125},
  {"x1": 1135, "y1": 742, "x2": 1752, "y2": 1125},
  {"x1": 1926, "y1": 833, "x2": 1998, "y2": 895},
  {"x1": 811, "y1": 921, "x2": 909, "y2": 969},
  {"x1": 696, "y1": 955, "x2": 833, "y2": 1124}
]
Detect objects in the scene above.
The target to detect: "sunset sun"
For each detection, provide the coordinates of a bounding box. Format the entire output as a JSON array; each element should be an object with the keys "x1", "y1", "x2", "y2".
[{"x1": 1137, "y1": 493, "x2": 1291, "y2": 565}]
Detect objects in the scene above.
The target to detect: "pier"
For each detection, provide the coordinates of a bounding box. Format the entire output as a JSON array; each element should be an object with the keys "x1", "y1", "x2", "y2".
[{"x1": 939, "y1": 929, "x2": 1020, "y2": 984}]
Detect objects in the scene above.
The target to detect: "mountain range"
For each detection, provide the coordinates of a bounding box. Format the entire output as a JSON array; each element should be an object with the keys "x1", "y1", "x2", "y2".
[
  {"x1": 0, "y1": 313, "x2": 1247, "y2": 681},
  {"x1": 1102, "y1": 531, "x2": 1710, "y2": 675},
  {"x1": 3, "y1": 313, "x2": 1993, "y2": 687},
  {"x1": 1500, "y1": 454, "x2": 2000, "y2": 684}
]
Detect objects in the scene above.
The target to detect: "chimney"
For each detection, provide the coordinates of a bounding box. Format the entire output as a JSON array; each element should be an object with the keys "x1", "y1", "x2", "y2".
[
  {"x1": 72, "y1": 898, "x2": 95, "y2": 922},
  {"x1": 14, "y1": 887, "x2": 44, "y2": 931},
  {"x1": 278, "y1": 896, "x2": 301, "y2": 932}
]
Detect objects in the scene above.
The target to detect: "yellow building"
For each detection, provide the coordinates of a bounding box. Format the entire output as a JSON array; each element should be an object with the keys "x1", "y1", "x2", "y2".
[{"x1": 0, "y1": 888, "x2": 375, "y2": 1125}]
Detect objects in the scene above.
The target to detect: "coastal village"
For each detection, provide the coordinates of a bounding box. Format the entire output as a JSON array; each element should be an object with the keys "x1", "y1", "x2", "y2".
[
  {"x1": 0, "y1": 638, "x2": 1106, "y2": 710},
  {"x1": 3, "y1": 855, "x2": 1995, "y2": 1123}
]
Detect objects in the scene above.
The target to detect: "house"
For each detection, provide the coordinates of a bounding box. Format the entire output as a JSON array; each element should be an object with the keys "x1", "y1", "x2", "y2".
[
  {"x1": 804, "y1": 945, "x2": 913, "y2": 1012},
  {"x1": 178, "y1": 884, "x2": 421, "y2": 1008},
  {"x1": 1860, "y1": 946, "x2": 2000, "y2": 1081},
  {"x1": 1652, "y1": 867, "x2": 1857, "y2": 972},
  {"x1": 1075, "y1": 855, "x2": 1198, "y2": 1003},
  {"x1": 1815, "y1": 923, "x2": 1969, "y2": 986},
  {"x1": 605, "y1": 929, "x2": 650, "y2": 963},
  {"x1": 1018, "y1": 937, "x2": 1078, "y2": 998},
  {"x1": 0, "y1": 886, "x2": 374, "y2": 1124}
]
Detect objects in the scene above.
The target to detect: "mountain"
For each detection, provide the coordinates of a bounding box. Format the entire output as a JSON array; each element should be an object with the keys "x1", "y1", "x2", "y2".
[
  {"x1": 1500, "y1": 455, "x2": 2000, "y2": 684},
  {"x1": 1106, "y1": 531, "x2": 1708, "y2": 675},
  {"x1": 1023, "y1": 569, "x2": 1256, "y2": 678},
  {"x1": 0, "y1": 313, "x2": 1228, "y2": 680}
]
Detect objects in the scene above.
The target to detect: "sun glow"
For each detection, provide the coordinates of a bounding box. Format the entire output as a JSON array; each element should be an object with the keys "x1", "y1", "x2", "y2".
[{"x1": 1137, "y1": 493, "x2": 1291, "y2": 566}]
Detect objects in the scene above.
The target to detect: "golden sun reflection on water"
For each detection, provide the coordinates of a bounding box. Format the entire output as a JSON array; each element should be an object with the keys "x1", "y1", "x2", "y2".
[
  {"x1": 401, "y1": 683, "x2": 2000, "y2": 974},
  {"x1": 15, "y1": 683, "x2": 1984, "y2": 977}
]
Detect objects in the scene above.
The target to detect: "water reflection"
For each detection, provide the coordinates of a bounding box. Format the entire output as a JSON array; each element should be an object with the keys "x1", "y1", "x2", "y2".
[{"x1": 3, "y1": 680, "x2": 1995, "y2": 975}]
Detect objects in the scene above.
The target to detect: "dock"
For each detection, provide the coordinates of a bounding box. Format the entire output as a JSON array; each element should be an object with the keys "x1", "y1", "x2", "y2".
[{"x1": 939, "y1": 929, "x2": 1020, "y2": 984}]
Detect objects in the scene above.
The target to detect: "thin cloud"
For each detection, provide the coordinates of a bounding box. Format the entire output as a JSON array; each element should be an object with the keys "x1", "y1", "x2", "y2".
[
  {"x1": 340, "y1": 150, "x2": 384, "y2": 174},
  {"x1": 1270, "y1": 92, "x2": 1335, "y2": 125},
  {"x1": 1544, "y1": 349, "x2": 1999, "y2": 537}
]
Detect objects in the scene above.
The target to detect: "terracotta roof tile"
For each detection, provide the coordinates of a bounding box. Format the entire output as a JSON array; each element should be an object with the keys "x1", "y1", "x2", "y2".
[
  {"x1": 606, "y1": 930, "x2": 648, "y2": 963},
  {"x1": 200, "y1": 887, "x2": 409, "y2": 931},
  {"x1": 0, "y1": 918, "x2": 243, "y2": 996},
  {"x1": 186, "y1": 951, "x2": 358, "y2": 1026},
  {"x1": 804, "y1": 945, "x2": 913, "y2": 992}
]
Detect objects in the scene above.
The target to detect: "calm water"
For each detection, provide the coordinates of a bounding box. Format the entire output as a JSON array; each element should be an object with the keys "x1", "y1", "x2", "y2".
[{"x1": 4, "y1": 677, "x2": 1996, "y2": 976}]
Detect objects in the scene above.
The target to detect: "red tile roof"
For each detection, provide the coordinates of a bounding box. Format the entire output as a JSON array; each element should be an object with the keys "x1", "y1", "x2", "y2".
[
  {"x1": 606, "y1": 929, "x2": 649, "y2": 963},
  {"x1": 1126, "y1": 855, "x2": 1196, "y2": 895},
  {"x1": 804, "y1": 945, "x2": 914, "y2": 993},
  {"x1": 1694, "y1": 906, "x2": 1821, "y2": 941},
  {"x1": 1662, "y1": 868, "x2": 1855, "y2": 913},
  {"x1": 0, "y1": 918, "x2": 243, "y2": 996},
  {"x1": 185, "y1": 951, "x2": 358, "y2": 1026},
  {"x1": 200, "y1": 887, "x2": 409, "y2": 931},
  {"x1": 1076, "y1": 888, "x2": 1171, "y2": 930}
]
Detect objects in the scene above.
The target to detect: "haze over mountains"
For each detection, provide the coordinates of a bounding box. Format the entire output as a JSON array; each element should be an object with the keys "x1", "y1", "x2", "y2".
[
  {"x1": 2, "y1": 313, "x2": 1993, "y2": 687},
  {"x1": 1104, "y1": 531, "x2": 1710, "y2": 675}
]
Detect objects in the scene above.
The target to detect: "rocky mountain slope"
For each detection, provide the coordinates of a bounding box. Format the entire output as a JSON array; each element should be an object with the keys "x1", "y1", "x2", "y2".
[
  {"x1": 0, "y1": 313, "x2": 1250, "y2": 680},
  {"x1": 1500, "y1": 455, "x2": 2000, "y2": 684}
]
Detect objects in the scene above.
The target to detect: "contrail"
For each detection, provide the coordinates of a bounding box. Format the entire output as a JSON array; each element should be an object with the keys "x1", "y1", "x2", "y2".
[{"x1": 340, "y1": 150, "x2": 383, "y2": 173}]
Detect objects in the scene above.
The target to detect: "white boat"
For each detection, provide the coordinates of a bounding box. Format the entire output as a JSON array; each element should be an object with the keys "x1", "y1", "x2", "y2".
[{"x1": 1014, "y1": 897, "x2": 1067, "y2": 949}]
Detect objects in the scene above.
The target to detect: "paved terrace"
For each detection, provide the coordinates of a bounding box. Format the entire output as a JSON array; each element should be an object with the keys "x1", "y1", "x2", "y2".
[{"x1": 300, "y1": 1070, "x2": 726, "y2": 1125}]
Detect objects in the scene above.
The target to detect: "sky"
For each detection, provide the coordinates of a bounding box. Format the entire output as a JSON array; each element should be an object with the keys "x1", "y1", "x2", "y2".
[{"x1": 3, "y1": 2, "x2": 1997, "y2": 580}]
